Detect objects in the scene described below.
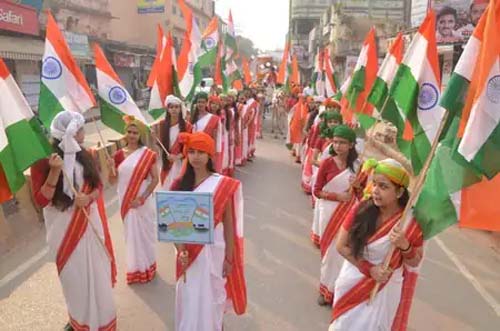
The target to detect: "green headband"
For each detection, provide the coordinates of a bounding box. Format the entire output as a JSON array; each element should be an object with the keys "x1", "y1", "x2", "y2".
[
  {"x1": 194, "y1": 92, "x2": 208, "y2": 102},
  {"x1": 332, "y1": 125, "x2": 356, "y2": 143},
  {"x1": 362, "y1": 158, "x2": 410, "y2": 188}
]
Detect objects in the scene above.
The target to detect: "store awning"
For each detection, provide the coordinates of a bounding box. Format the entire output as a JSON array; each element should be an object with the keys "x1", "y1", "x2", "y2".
[{"x1": 0, "y1": 35, "x2": 44, "y2": 61}]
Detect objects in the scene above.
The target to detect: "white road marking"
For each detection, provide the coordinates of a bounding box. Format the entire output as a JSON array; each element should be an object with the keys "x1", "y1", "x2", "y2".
[
  {"x1": 435, "y1": 237, "x2": 500, "y2": 316},
  {"x1": 0, "y1": 246, "x2": 49, "y2": 288},
  {"x1": 0, "y1": 195, "x2": 118, "y2": 289}
]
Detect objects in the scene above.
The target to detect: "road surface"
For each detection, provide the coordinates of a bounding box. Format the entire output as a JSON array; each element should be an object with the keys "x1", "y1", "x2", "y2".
[{"x1": 1, "y1": 125, "x2": 500, "y2": 330}]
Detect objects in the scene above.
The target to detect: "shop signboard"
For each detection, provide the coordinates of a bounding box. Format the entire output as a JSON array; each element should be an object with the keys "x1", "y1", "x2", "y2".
[
  {"x1": 137, "y1": 0, "x2": 165, "y2": 14},
  {"x1": 0, "y1": 0, "x2": 39, "y2": 36}
]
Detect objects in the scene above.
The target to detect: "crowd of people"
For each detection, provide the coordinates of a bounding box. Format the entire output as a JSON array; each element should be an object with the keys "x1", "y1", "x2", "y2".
[
  {"x1": 28, "y1": 76, "x2": 430, "y2": 330},
  {"x1": 279, "y1": 83, "x2": 425, "y2": 330},
  {"x1": 29, "y1": 85, "x2": 268, "y2": 331}
]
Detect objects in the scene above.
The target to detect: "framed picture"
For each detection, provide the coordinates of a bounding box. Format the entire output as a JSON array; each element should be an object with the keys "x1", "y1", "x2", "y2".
[{"x1": 155, "y1": 191, "x2": 214, "y2": 244}]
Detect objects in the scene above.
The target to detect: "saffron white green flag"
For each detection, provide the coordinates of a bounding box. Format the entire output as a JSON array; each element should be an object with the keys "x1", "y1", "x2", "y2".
[
  {"x1": 389, "y1": 11, "x2": 444, "y2": 175},
  {"x1": 39, "y1": 12, "x2": 95, "y2": 128},
  {"x1": 415, "y1": 1, "x2": 500, "y2": 238},
  {"x1": 178, "y1": 0, "x2": 203, "y2": 100},
  {"x1": 0, "y1": 58, "x2": 51, "y2": 203},
  {"x1": 94, "y1": 44, "x2": 146, "y2": 134}
]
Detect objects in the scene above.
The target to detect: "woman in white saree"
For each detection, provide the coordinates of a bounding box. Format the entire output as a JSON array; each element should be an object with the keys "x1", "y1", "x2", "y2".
[
  {"x1": 31, "y1": 111, "x2": 117, "y2": 331},
  {"x1": 313, "y1": 125, "x2": 360, "y2": 306},
  {"x1": 108, "y1": 116, "x2": 159, "y2": 285},
  {"x1": 170, "y1": 132, "x2": 247, "y2": 331},
  {"x1": 329, "y1": 159, "x2": 424, "y2": 331},
  {"x1": 158, "y1": 95, "x2": 192, "y2": 191}
]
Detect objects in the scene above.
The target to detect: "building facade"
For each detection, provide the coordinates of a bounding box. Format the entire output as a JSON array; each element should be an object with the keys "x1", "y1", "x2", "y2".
[{"x1": 109, "y1": 0, "x2": 215, "y2": 53}]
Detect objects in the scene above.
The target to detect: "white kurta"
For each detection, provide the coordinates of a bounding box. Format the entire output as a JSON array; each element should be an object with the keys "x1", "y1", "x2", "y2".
[
  {"x1": 175, "y1": 174, "x2": 243, "y2": 331},
  {"x1": 44, "y1": 163, "x2": 116, "y2": 330},
  {"x1": 117, "y1": 147, "x2": 157, "y2": 283}
]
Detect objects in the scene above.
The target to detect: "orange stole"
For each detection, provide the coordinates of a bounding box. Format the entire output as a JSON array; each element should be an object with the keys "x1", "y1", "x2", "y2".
[
  {"x1": 120, "y1": 148, "x2": 157, "y2": 220},
  {"x1": 56, "y1": 183, "x2": 92, "y2": 275},
  {"x1": 160, "y1": 122, "x2": 192, "y2": 185},
  {"x1": 175, "y1": 177, "x2": 247, "y2": 315},
  {"x1": 200, "y1": 114, "x2": 220, "y2": 138},
  {"x1": 331, "y1": 217, "x2": 423, "y2": 321},
  {"x1": 290, "y1": 100, "x2": 306, "y2": 144}
]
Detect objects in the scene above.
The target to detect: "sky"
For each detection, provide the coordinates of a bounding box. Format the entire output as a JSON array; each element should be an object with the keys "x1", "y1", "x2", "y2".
[{"x1": 214, "y1": 0, "x2": 289, "y2": 51}]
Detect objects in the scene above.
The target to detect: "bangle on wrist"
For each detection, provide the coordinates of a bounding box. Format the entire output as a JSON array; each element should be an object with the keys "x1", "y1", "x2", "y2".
[
  {"x1": 402, "y1": 245, "x2": 417, "y2": 260},
  {"x1": 400, "y1": 243, "x2": 411, "y2": 252}
]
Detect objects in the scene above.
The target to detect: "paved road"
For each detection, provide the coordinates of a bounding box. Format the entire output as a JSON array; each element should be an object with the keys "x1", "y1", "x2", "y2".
[{"x1": 1, "y1": 127, "x2": 500, "y2": 330}]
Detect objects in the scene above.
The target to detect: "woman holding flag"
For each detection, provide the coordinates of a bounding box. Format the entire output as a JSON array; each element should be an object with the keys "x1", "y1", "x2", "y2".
[
  {"x1": 191, "y1": 92, "x2": 222, "y2": 172},
  {"x1": 108, "y1": 116, "x2": 159, "y2": 285},
  {"x1": 314, "y1": 125, "x2": 360, "y2": 306},
  {"x1": 329, "y1": 159, "x2": 423, "y2": 331},
  {"x1": 31, "y1": 111, "x2": 117, "y2": 331},
  {"x1": 220, "y1": 94, "x2": 236, "y2": 176},
  {"x1": 158, "y1": 95, "x2": 193, "y2": 190},
  {"x1": 170, "y1": 132, "x2": 247, "y2": 331},
  {"x1": 310, "y1": 112, "x2": 344, "y2": 244}
]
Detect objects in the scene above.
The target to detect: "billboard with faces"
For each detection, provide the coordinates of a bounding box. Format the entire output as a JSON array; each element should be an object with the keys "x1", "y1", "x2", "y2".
[{"x1": 433, "y1": 0, "x2": 489, "y2": 44}]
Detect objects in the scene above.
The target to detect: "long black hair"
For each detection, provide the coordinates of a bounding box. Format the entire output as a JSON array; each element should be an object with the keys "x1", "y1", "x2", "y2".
[
  {"x1": 222, "y1": 102, "x2": 232, "y2": 131},
  {"x1": 348, "y1": 189, "x2": 410, "y2": 259},
  {"x1": 160, "y1": 108, "x2": 187, "y2": 169},
  {"x1": 50, "y1": 140, "x2": 101, "y2": 211},
  {"x1": 305, "y1": 109, "x2": 319, "y2": 133},
  {"x1": 177, "y1": 159, "x2": 216, "y2": 191},
  {"x1": 329, "y1": 142, "x2": 359, "y2": 172},
  {"x1": 191, "y1": 94, "x2": 208, "y2": 125}
]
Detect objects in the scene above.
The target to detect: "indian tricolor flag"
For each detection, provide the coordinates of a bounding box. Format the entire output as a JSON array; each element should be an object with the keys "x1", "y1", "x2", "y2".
[
  {"x1": 415, "y1": 1, "x2": 500, "y2": 239},
  {"x1": 224, "y1": 10, "x2": 238, "y2": 60},
  {"x1": 149, "y1": 31, "x2": 178, "y2": 120},
  {"x1": 94, "y1": 44, "x2": 146, "y2": 133},
  {"x1": 199, "y1": 17, "x2": 219, "y2": 68},
  {"x1": 38, "y1": 12, "x2": 95, "y2": 128},
  {"x1": 323, "y1": 47, "x2": 338, "y2": 97},
  {"x1": 0, "y1": 58, "x2": 51, "y2": 203},
  {"x1": 457, "y1": 0, "x2": 500, "y2": 179},
  {"x1": 368, "y1": 32, "x2": 404, "y2": 113},
  {"x1": 311, "y1": 49, "x2": 325, "y2": 96},
  {"x1": 177, "y1": 0, "x2": 203, "y2": 100},
  {"x1": 390, "y1": 11, "x2": 444, "y2": 176},
  {"x1": 277, "y1": 40, "x2": 291, "y2": 88},
  {"x1": 369, "y1": 32, "x2": 411, "y2": 156},
  {"x1": 344, "y1": 27, "x2": 378, "y2": 128}
]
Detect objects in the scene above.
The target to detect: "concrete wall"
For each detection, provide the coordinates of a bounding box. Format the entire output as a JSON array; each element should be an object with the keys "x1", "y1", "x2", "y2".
[{"x1": 109, "y1": 0, "x2": 214, "y2": 50}]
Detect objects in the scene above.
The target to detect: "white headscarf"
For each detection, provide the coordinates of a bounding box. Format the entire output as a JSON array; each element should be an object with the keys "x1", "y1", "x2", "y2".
[
  {"x1": 164, "y1": 94, "x2": 187, "y2": 118},
  {"x1": 50, "y1": 111, "x2": 85, "y2": 198},
  {"x1": 165, "y1": 94, "x2": 182, "y2": 106}
]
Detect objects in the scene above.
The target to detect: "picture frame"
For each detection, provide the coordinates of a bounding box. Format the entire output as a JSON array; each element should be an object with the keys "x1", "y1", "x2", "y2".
[{"x1": 155, "y1": 190, "x2": 214, "y2": 244}]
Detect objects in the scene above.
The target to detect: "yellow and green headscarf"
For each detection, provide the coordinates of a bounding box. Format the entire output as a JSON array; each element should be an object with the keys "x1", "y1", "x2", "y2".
[{"x1": 362, "y1": 158, "x2": 410, "y2": 188}]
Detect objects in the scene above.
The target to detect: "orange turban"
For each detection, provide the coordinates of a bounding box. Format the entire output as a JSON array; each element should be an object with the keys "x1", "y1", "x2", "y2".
[
  {"x1": 323, "y1": 98, "x2": 341, "y2": 109},
  {"x1": 179, "y1": 132, "x2": 215, "y2": 157},
  {"x1": 209, "y1": 95, "x2": 221, "y2": 104}
]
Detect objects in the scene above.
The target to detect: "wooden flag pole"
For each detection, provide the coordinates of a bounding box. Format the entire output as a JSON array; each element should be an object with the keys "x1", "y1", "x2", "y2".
[
  {"x1": 62, "y1": 170, "x2": 112, "y2": 262},
  {"x1": 92, "y1": 118, "x2": 117, "y2": 177},
  {"x1": 369, "y1": 110, "x2": 449, "y2": 303}
]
